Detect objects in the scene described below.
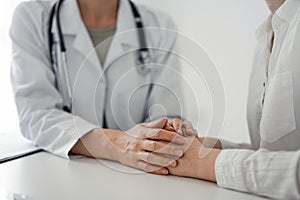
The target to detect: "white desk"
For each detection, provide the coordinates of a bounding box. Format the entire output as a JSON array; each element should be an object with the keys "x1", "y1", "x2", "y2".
[{"x1": 0, "y1": 152, "x2": 267, "y2": 200}]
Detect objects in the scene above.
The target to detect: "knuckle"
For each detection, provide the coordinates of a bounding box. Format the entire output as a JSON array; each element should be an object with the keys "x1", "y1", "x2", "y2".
[
  {"x1": 152, "y1": 141, "x2": 158, "y2": 151},
  {"x1": 132, "y1": 139, "x2": 142, "y2": 150},
  {"x1": 167, "y1": 133, "x2": 176, "y2": 142},
  {"x1": 147, "y1": 153, "x2": 156, "y2": 163},
  {"x1": 167, "y1": 131, "x2": 175, "y2": 140},
  {"x1": 145, "y1": 152, "x2": 151, "y2": 162},
  {"x1": 173, "y1": 121, "x2": 179, "y2": 127},
  {"x1": 136, "y1": 151, "x2": 143, "y2": 160},
  {"x1": 133, "y1": 139, "x2": 140, "y2": 147},
  {"x1": 153, "y1": 131, "x2": 162, "y2": 139},
  {"x1": 172, "y1": 118, "x2": 177, "y2": 123}
]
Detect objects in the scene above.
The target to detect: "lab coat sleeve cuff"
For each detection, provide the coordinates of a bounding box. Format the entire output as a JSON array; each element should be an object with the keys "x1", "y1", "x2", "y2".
[{"x1": 62, "y1": 119, "x2": 98, "y2": 160}]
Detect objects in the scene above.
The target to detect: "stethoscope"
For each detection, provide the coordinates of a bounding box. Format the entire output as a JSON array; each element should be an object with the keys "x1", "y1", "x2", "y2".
[{"x1": 48, "y1": 0, "x2": 151, "y2": 113}]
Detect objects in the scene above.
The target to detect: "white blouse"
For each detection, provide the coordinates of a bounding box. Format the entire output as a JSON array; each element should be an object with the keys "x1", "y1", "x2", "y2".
[{"x1": 215, "y1": 0, "x2": 300, "y2": 199}]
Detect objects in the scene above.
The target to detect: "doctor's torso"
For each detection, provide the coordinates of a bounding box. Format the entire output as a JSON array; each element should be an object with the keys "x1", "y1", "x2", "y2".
[{"x1": 11, "y1": 0, "x2": 183, "y2": 132}]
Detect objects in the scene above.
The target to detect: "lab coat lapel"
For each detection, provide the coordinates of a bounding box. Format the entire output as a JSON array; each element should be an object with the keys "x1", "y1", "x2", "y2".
[
  {"x1": 72, "y1": 29, "x2": 102, "y2": 71},
  {"x1": 104, "y1": 0, "x2": 140, "y2": 69},
  {"x1": 58, "y1": 0, "x2": 102, "y2": 71},
  {"x1": 53, "y1": 0, "x2": 140, "y2": 71}
]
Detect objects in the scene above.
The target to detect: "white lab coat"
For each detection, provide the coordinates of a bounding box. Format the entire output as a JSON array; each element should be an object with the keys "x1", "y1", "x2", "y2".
[
  {"x1": 10, "y1": 0, "x2": 185, "y2": 158},
  {"x1": 216, "y1": 0, "x2": 300, "y2": 199}
]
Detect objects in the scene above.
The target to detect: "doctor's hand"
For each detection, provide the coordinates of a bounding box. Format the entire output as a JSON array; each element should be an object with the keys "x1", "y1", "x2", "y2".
[
  {"x1": 115, "y1": 118, "x2": 186, "y2": 175},
  {"x1": 170, "y1": 118, "x2": 197, "y2": 137},
  {"x1": 166, "y1": 136, "x2": 220, "y2": 182}
]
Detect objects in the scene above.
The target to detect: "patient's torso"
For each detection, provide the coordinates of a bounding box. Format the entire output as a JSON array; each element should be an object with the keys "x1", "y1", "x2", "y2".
[{"x1": 247, "y1": 10, "x2": 300, "y2": 151}]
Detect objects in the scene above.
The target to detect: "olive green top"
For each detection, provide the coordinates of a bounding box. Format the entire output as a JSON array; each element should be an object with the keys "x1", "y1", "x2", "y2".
[{"x1": 87, "y1": 25, "x2": 116, "y2": 65}]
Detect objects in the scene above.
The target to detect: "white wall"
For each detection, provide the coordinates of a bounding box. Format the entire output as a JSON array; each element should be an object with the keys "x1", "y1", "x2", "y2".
[
  {"x1": 1, "y1": 0, "x2": 269, "y2": 143},
  {"x1": 0, "y1": 0, "x2": 23, "y2": 136}
]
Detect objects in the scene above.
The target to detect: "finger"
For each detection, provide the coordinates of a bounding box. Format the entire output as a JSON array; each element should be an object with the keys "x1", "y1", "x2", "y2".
[
  {"x1": 182, "y1": 126, "x2": 187, "y2": 137},
  {"x1": 182, "y1": 121, "x2": 197, "y2": 136},
  {"x1": 143, "y1": 118, "x2": 168, "y2": 129},
  {"x1": 172, "y1": 118, "x2": 183, "y2": 135},
  {"x1": 139, "y1": 152, "x2": 178, "y2": 168},
  {"x1": 136, "y1": 160, "x2": 169, "y2": 175},
  {"x1": 164, "y1": 122, "x2": 175, "y2": 132},
  {"x1": 145, "y1": 129, "x2": 185, "y2": 145},
  {"x1": 140, "y1": 140, "x2": 183, "y2": 157}
]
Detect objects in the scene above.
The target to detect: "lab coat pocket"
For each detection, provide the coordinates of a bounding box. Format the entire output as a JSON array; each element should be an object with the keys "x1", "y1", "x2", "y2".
[{"x1": 260, "y1": 71, "x2": 296, "y2": 143}]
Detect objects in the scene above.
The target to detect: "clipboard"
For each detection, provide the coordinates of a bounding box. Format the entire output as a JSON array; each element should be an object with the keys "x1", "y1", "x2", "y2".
[{"x1": 0, "y1": 132, "x2": 43, "y2": 164}]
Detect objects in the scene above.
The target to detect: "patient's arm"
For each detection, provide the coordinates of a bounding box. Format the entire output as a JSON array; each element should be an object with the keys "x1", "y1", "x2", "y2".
[
  {"x1": 167, "y1": 137, "x2": 300, "y2": 199},
  {"x1": 198, "y1": 137, "x2": 253, "y2": 150},
  {"x1": 214, "y1": 148, "x2": 300, "y2": 199},
  {"x1": 167, "y1": 137, "x2": 220, "y2": 182},
  {"x1": 198, "y1": 137, "x2": 222, "y2": 149}
]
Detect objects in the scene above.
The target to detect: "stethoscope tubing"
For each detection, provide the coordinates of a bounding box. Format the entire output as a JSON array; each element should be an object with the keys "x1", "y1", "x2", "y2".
[{"x1": 48, "y1": 0, "x2": 151, "y2": 112}]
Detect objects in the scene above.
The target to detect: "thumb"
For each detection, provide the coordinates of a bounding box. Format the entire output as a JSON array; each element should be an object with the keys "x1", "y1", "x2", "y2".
[{"x1": 144, "y1": 118, "x2": 168, "y2": 129}]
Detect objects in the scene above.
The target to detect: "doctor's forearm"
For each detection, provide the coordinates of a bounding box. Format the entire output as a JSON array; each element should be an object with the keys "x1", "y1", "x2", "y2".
[
  {"x1": 70, "y1": 120, "x2": 187, "y2": 175},
  {"x1": 71, "y1": 128, "x2": 125, "y2": 161}
]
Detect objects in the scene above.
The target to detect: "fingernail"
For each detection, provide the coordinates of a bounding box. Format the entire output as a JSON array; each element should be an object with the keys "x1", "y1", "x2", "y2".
[
  {"x1": 175, "y1": 150, "x2": 183, "y2": 157},
  {"x1": 176, "y1": 137, "x2": 185, "y2": 144},
  {"x1": 187, "y1": 129, "x2": 194, "y2": 136},
  {"x1": 162, "y1": 169, "x2": 169, "y2": 174}
]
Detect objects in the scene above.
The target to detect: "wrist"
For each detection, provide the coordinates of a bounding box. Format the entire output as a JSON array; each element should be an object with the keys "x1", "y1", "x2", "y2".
[
  {"x1": 196, "y1": 148, "x2": 221, "y2": 182},
  {"x1": 92, "y1": 128, "x2": 126, "y2": 162}
]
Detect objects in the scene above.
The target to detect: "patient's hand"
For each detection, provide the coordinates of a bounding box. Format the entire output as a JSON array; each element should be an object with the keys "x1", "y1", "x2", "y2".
[
  {"x1": 168, "y1": 118, "x2": 197, "y2": 137},
  {"x1": 167, "y1": 137, "x2": 220, "y2": 182}
]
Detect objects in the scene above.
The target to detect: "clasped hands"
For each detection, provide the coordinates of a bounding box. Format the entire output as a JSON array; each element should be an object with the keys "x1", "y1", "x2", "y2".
[{"x1": 113, "y1": 118, "x2": 220, "y2": 181}]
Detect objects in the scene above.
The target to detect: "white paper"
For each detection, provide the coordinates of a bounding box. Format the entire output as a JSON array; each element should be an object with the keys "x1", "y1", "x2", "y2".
[{"x1": 0, "y1": 132, "x2": 40, "y2": 161}]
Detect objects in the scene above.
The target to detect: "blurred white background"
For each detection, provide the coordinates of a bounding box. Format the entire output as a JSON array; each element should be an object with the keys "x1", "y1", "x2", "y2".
[
  {"x1": 1, "y1": 0, "x2": 269, "y2": 144},
  {"x1": 0, "y1": 1, "x2": 24, "y2": 136}
]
